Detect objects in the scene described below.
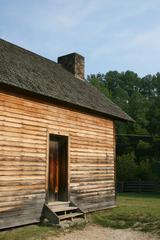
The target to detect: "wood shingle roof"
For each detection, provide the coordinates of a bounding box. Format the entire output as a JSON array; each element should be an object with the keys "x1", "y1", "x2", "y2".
[{"x1": 0, "y1": 39, "x2": 133, "y2": 121}]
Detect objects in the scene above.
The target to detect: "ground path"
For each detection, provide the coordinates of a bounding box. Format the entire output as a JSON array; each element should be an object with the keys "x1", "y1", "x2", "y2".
[{"x1": 48, "y1": 224, "x2": 159, "y2": 240}]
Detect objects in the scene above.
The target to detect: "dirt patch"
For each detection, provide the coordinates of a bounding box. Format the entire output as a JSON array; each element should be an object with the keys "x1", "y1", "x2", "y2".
[{"x1": 48, "y1": 224, "x2": 159, "y2": 240}]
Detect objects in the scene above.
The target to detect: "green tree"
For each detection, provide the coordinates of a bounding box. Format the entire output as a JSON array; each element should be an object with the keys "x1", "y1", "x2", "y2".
[
  {"x1": 116, "y1": 152, "x2": 137, "y2": 181},
  {"x1": 88, "y1": 71, "x2": 160, "y2": 182}
]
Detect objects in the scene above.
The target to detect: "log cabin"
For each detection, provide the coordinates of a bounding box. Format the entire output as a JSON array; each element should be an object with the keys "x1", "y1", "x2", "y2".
[{"x1": 0, "y1": 39, "x2": 133, "y2": 229}]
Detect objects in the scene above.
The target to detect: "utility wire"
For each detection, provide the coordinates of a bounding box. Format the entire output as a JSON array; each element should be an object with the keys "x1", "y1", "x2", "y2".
[{"x1": 116, "y1": 134, "x2": 160, "y2": 138}]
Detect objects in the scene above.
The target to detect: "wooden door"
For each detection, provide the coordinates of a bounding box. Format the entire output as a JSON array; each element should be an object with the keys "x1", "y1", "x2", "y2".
[{"x1": 48, "y1": 135, "x2": 68, "y2": 202}]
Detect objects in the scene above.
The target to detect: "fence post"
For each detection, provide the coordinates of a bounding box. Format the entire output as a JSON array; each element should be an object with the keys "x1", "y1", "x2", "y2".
[
  {"x1": 122, "y1": 181, "x2": 124, "y2": 192},
  {"x1": 138, "y1": 179, "x2": 141, "y2": 193}
]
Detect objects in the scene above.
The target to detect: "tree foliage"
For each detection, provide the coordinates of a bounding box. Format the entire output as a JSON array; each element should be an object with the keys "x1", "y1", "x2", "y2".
[{"x1": 88, "y1": 71, "x2": 160, "y2": 181}]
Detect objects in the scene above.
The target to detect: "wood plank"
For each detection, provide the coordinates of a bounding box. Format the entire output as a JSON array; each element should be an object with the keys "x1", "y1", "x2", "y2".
[{"x1": 0, "y1": 91, "x2": 115, "y2": 229}]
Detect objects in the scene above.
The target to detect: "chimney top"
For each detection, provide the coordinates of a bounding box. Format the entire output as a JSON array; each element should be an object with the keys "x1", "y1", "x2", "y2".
[{"x1": 58, "y1": 53, "x2": 84, "y2": 80}]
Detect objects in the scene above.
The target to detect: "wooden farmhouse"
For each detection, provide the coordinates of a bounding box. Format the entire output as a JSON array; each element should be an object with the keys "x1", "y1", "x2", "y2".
[{"x1": 0, "y1": 39, "x2": 132, "y2": 229}]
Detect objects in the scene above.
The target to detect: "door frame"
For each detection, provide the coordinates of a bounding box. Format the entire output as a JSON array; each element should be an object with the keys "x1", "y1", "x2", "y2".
[{"x1": 45, "y1": 130, "x2": 70, "y2": 203}]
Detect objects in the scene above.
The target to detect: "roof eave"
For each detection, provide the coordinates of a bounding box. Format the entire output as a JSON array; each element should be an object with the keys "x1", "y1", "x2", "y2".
[{"x1": 0, "y1": 82, "x2": 134, "y2": 122}]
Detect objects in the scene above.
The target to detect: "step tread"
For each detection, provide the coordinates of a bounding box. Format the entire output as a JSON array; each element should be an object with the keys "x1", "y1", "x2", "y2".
[
  {"x1": 47, "y1": 202, "x2": 70, "y2": 208},
  {"x1": 59, "y1": 212, "x2": 84, "y2": 220},
  {"x1": 50, "y1": 206, "x2": 78, "y2": 212},
  {"x1": 48, "y1": 201, "x2": 69, "y2": 206}
]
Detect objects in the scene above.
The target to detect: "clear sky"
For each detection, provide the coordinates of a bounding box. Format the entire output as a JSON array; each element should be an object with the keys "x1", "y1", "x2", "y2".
[{"x1": 1, "y1": 0, "x2": 160, "y2": 77}]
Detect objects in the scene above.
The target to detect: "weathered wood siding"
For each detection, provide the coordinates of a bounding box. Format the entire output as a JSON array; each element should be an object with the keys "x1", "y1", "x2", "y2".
[{"x1": 0, "y1": 91, "x2": 115, "y2": 229}]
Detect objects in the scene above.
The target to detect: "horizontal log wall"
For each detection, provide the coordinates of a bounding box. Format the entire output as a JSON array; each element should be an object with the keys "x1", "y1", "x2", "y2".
[{"x1": 0, "y1": 91, "x2": 115, "y2": 229}]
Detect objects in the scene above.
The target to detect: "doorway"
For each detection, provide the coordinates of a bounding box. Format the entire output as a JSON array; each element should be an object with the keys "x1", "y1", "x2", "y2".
[{"x1": 48, "y1": 134, "x2": 68, "y2": 202}]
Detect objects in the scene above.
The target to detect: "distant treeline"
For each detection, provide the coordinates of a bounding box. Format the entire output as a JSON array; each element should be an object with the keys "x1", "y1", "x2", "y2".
[{"x1": 88, "y1": 71, "x2": 160, "y2": 181}]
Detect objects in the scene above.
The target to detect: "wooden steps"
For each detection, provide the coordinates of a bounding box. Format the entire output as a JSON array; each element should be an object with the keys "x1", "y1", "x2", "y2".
[
  {"x1": 59, "y1": 212, "x2": 84, "y2": 220},
  {"x1": 50, "y1": 206, "x2": 78, "y2": 212},
  {"x1": 48, "y1": 201, "x2": 70, "y2": 208},
  {"x1": 41, "y1": 201, "x2": 86, "y2": 226}
]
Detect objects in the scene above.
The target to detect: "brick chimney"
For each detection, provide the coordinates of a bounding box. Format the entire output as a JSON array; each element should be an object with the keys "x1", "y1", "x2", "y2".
[{"x1": 58, "y1": 53, "x2": 84, "y2": 80}]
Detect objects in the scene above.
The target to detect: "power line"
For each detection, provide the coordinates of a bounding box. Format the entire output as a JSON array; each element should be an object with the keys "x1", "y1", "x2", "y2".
[{"x1": 116, "y1": 134, "x2": 160, "y2": 138}]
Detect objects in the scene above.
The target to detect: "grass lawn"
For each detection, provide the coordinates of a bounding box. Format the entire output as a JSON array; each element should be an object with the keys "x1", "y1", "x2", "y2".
[
  {"x1": 91, "y1": 193, "x2": 160, "y2": 236},
  {"x1": 0, "y1": 224, "x2": 59, "y2": 240},
  {"x1": 0, "y1": 193, "x2": 159, "y2": 239}
]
